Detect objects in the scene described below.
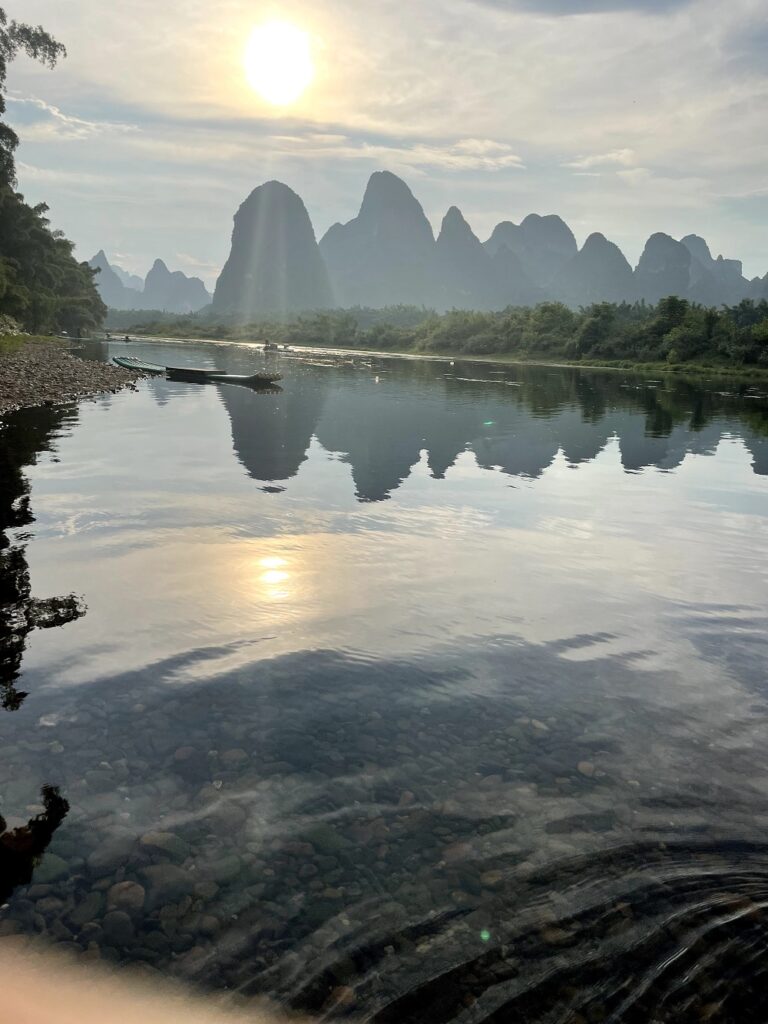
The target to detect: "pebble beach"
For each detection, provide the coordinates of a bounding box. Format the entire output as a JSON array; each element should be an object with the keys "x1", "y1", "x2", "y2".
[{"x1": 0, "y1": 339, "x2": 140, "y2": 416}]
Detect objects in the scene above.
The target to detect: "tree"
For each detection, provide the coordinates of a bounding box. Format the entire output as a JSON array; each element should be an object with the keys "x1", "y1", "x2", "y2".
[
  {"x1": 0, "y1": 8, "x2": 104, "y2": 334},
  {"x1": 0, "y1": 7, "x2": 66, "y2": 185}
]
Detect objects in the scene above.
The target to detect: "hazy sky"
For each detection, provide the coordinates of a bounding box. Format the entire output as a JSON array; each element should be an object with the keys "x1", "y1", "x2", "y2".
[{"x1": 8, "y1": 0, "x2": 768, "y2": 286}]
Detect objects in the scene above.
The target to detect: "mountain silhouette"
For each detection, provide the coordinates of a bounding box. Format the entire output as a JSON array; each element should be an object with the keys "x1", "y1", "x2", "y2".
[
  {"x1": 553, "y1": 232, "x2": 636, "y2": 306},
  {"x1": 212, "y1": 180, "x2": 332, "y2": 318},
  {"x1": 436, "y1": 206, "x2": 498, "y2": 311},
  {"x1": 634, "y1": 233, "x2": 692, "y2": 304},
  {"x1": 143, "y1": 258, "x2": 210, "y2": 313},
  {"x1": 101, "y1": 172, "x2": 768, "y2": 317},
  {"x1": 89, "y1": 251, "x2": 210, "y2": 313},
  {"x1": 89, "y1": 250, "x2": 136, "y2": 310},
  {"x1": 320, "y1": 171, "x2": 439, "y2": 309}
]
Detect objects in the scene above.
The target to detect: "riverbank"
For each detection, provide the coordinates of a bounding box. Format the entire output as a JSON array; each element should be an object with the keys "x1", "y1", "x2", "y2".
[
  {"x1": 125, "y1": 297, "x2": 768, "y2": 381},
  {"x1": 0, "y1": 336, "x2": 141, "y2": 416},
  {"x1": 130, "y1": 330, "x2": 768, "y2": 383}
]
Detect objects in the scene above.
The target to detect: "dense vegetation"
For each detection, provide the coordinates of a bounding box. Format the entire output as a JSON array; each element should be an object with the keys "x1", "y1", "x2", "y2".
[
  {"x1": 0, "y1": 7, "x2": 105, "y2": 335},
  {"x1": 128, "y1": 297, "x2": 768, "y2": 372}
]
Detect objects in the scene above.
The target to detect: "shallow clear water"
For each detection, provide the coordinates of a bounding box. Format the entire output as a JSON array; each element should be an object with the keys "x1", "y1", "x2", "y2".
[{"x1": 2, "y1": 341, "x2": 768, "y2": 1021}]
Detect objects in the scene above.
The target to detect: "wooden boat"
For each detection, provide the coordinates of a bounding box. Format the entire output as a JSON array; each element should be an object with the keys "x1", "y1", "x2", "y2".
[
  {"x1": 113, "y1": 356, "x2": 166, "y2": 374},
  {"x1": 113, "y1": 356, "x2": 282, "y2": 387}
]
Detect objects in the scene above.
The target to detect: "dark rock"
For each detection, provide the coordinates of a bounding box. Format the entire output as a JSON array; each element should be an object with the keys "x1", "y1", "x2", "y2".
[
  {"x1": 33, "y1": 853, "x2": 69, "y2": 884},
  {"x1": 102, "y1": 910, "x2": 135, "y2": 946},
  {"x1": 141, "y1": 864, "x2": 194, "y2": 908},
  {"x1": 87, "y1": 836, "x2": 136, "y2": 875},
  {"x1": 107, "y1": 881, "x2": 146, "y2": 914},
  {"x1": 204, "y1": 854, "x2": 242, "y2": 884},
  {"x1": 68, "y1": 891, "x2": 105, "y2": 927},
  {"x1": 140, "y1": 831, "x2": 190, "y2": 863}
]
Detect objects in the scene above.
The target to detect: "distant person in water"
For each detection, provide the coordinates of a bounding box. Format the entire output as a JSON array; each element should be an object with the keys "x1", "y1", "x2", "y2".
[{"x1": 0, "y1": 785, "x2": 69, "y2": 906}]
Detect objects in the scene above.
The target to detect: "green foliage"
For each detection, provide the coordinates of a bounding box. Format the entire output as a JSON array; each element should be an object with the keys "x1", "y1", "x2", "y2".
[
  {"x1": 0, "y1": 185, "x2": 106, "y2": 334},
  {"x1": 0, "y1": 7, "x2": 66, "y2": 185},
  {"x1": 129, "y1": 297, "x2": 768, "y2": 373},
  {"x1": 0, "y1": 7, "x2": 103, "y2": 334}
]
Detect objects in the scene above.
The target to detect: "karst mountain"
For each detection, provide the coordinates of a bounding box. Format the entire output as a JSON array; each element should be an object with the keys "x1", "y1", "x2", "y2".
[{"x1": 96, "y1": 172, "x2": 768, "y2": 317}]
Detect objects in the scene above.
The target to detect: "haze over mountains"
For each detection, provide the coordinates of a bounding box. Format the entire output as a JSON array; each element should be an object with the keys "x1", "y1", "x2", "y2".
[
  {"x1": 89, "y1": 251, "x2": 211, "y2": 314},
  {"x1": 211, "y1": 172, "x2": 768, "y2": 319},
  {"x1": 100, "y1": 171, "x2": 768, "y2": 319}
]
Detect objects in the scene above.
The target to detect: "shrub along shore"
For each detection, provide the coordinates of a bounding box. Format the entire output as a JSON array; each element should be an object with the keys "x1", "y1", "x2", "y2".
[
  {"x1": 0, "y1": 336, "x2": 140, "y2": 416},
  {"x1": 119, "y1": 296, "x2": 768, "y2": 376}
]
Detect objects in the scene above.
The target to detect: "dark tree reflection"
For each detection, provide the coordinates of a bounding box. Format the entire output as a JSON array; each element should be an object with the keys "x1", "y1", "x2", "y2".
[
  {"x1": 0, "y1": 786, "x2": 69, "y2": 904},
  {"x1": 0, "y1": 405, "x2": 86, "y2": 710}
]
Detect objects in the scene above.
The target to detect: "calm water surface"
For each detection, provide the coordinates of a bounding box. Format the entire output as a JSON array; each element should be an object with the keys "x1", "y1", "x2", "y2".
[{"x1": 1, "y1": 340, "x2": 768, "y2": 1022}]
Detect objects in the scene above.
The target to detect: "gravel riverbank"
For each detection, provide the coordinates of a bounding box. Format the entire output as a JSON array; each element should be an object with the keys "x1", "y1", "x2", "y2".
[{"x1": 0, "y1": 339, "x2": 140, "y2": 416}]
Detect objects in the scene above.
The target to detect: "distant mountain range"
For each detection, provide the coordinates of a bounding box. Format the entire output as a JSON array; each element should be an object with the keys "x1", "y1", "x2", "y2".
[
  {"x1": 210, "y1": 171, "x2": 768, "y2": 318},
  {"x1": 88, "y1": 251, "x2": 211, "y2": 314},
  {"x1": 94, "y1": 171, "x2": 768, "y2": 318}
]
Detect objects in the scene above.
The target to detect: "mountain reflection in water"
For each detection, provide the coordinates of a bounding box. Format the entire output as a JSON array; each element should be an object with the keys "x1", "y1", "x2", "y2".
[{"x1": 0, "y1": 344, "x2": 767, "y2": 1023}]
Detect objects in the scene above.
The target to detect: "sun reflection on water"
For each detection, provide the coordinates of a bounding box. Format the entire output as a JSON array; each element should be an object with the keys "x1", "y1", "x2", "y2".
[{"x1": 258, "y1": 555, "x2": 291, "y2": 600}]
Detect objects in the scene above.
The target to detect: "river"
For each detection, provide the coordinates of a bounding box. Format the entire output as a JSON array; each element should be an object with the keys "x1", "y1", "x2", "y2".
[{"x1": 1, "y1": 339, "x2": 767, "y2": 1022}]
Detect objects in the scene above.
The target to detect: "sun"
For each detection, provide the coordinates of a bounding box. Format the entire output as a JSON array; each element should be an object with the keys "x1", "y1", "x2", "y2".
[{"x1": 244, "y1": 21, "x2": 314, "y2": 106}]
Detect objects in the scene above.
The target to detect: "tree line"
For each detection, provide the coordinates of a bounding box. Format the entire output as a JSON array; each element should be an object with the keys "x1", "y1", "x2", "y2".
[
  {"x1": 0, "y1": 7, "x2": 105, "y2": 336},
  {"x1": 129, "y1": 297, "x2": 768, "y2": 371}
]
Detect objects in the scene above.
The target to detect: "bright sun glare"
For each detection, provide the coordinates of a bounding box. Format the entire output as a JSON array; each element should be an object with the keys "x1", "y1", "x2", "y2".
[{"x1": 244, "y1": 21, "x2": 314, "y2": 106}]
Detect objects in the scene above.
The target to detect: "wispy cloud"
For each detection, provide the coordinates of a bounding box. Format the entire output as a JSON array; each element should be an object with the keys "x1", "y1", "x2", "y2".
[
  {"x1": 8, "y1": 92, "x2": 137, "y2": 141},
  {"x1": 564, "y1": 149, "x2": 636, "y2": 170},
  {"x1": 270, "y1": 133, "x2": 525, "y2": 173}
]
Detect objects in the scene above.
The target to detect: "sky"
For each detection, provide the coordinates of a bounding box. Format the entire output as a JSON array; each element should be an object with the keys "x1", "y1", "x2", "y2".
[{"x1": 7, "y1": 0, "x2": 768, "y2": 287}]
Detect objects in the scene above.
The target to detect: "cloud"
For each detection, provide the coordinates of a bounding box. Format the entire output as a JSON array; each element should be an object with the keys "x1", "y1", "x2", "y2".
[
  {"x1": 261, "y1": 132, "x2": 525, "y2": 173},
  {"x1": 9, "y1": 0, "x2": 768, "y2": 280},
  {"x1": 564, "y1": 149, "x2": 637, "y2": 170},
  {"x1": 617, "y1": 167, "x2": 653, "y2": 184},
  {"x1": 468, "y1": 0, "x2": 690, "y2": 14},
  {"x1": 7, "y1": 93, "x2": 136, "y2": 141}
]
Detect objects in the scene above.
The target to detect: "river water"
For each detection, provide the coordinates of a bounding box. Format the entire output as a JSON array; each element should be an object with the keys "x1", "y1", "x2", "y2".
[{"x1": 1, "y1": 340, "x2": 768, "y2": 1022}]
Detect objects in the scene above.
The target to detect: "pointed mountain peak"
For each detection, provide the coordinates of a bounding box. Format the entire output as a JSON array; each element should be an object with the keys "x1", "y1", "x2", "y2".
[
  {"x1": 437, "y1": 206, "x2": 479, "y2": 245},
  {"x1": 90, "y1": 250, "x2": 110, "y2": 269}
]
